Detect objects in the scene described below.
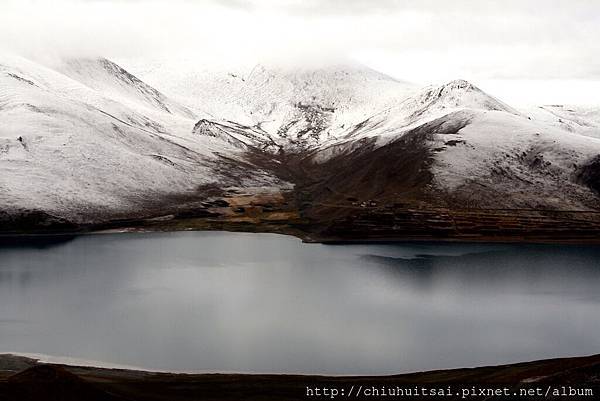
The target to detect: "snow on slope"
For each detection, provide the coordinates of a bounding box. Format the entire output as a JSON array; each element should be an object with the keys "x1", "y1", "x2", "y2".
[
  {"x1": 0, "y1": 53, "x2": 285, "y2": 222},
  {"x1": 2, "y1": 52, "x2": 599, "y2": 223},
  {"x1": 431, "y1": 109, "x2": 600, "y2": 209},
  {"x1": 525, "y1": 104, "x2": 600, "y2": 139},
  {"x1": 124, "y1": 58, "x2": 527, "y2": 154},
  {"x1": 300, "y1": 77, "x2": 600, "y2": 210},
  {"x1": 361, "y1": 79, "x2": 519, "y2": 141},
  {"x1": 310, "y1": 79, "x2": 524, "y2": 161},
  {"x1": 54, "y1": 58, "x2": 197, "y2": 120},
  {"x1": 119, "y1": 58, "x2": 417, "y2": 151},
  {"x1": 124, "y1": 58, "x2": 600, "y2": 211},
  {"x1": 124, "y1": 58, "x2": 530, "y2": 155}
]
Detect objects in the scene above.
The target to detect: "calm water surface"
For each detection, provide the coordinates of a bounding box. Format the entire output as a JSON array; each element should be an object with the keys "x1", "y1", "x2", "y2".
[{"x1": 1, "y1": 231, "x2": 599, "y2": 374}]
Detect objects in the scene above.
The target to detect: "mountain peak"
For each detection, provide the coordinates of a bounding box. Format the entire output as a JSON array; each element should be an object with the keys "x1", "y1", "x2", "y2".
[
  {"x1": 443, "y1": 79, "x2": 476, "y2": 89},
  {"x1": 193, "y1": 119, "x2": 222, "y2": 137},
  {"x1": 414, "y1": 79, "x2": 518, "y2": 115},
  {"x1": 426, "y1": 79, "x2": 480, "y2": 100}
]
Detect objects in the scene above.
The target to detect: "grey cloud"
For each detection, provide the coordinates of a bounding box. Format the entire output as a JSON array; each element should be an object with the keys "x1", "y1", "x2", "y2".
[
  {"x1": 1, "y1": 0, "x2": 599, "y2": 81},
  {"x1": 211, "y1": 0, "x2": 600, "y2": 18}
]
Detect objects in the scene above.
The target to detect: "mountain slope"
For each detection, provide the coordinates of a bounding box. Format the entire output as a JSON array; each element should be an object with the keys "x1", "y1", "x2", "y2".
[
  {"x1": 54, "y1": 58, "x2": 197, "y2": 119},
  {"x1": 2, "y1": 54, "x2": 600, "y2": 240},
  {"x1": 119, "y1": 58, "x2": 417, "y2": 151},
  {"x1": 432, "y1": 110, "x2": 600, "y2": 209},
  {"x1": 526, "y1": 104, "x2": 600, "y2": 139},
  {"x1": 0, "y1": 54, "x2": 286, "y2": 226},
  {"x1": 295, "y1": 108, "x2": 600, "y2": 209}
]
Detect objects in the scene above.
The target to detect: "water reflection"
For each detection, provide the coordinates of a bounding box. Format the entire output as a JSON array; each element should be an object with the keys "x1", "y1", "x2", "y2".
[
  {"x1": 0, "y1": 232, "x2": 599, "y2": 374},
  {"x1": 0, "y1": 234, "x2": 77, "y2": 249}
]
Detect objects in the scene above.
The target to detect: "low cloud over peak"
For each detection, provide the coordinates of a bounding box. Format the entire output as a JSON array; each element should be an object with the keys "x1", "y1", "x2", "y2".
[{"x1": 1, "y1": 0, "x2": 599, "y2": 86}]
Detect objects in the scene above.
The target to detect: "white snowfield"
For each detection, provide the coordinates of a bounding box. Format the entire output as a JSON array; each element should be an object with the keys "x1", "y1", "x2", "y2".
[{"x1": 1, "y1": 52, "x2": 600, "y2": 223}]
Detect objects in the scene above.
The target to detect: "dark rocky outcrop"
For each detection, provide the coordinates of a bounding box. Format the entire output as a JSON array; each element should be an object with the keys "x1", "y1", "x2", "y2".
[
  {"x1": 576, "y1": 155, "x2": 600, "y2": 194},
  {"x1": 3, "y1": 364, "x2": 124, "y2": 401}
]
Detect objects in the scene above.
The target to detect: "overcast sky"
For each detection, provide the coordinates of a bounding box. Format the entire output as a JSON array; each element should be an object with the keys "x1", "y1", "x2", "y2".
[{"x1": 1, "y1": 0, "x2": 599, "y2": 104}]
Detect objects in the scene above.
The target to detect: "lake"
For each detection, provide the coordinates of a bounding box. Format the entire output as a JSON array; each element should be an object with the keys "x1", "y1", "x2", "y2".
[{"x1": 1, "y1": 231, "x2": 599, "y2": 375}]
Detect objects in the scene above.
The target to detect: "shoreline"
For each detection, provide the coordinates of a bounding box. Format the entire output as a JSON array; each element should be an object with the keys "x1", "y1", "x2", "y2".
[
  {"x1": 3, "y1": 190, "x2": 600, "y2": 245},
  {"x1": 3, "y1": 222, "x2": 600, "y2": 247},
  {"x1": 2, "y1": 351, "x2": 599, "y2": 377},
  {"x1": 1, "y1": 353, "x2": 599, "y2": 400}
]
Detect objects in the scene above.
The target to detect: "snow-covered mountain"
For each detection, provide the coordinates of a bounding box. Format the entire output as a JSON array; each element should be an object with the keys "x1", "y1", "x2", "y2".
[
  {"x1": 0, "y1": 53, "x2": 286, "y2": 225},
  {"x1": 526, "y1": 104, "x2": 600, "y2": 139},
  {"x1": 119, "y1": 58, "x2": 417, "y2": 151},
  {"x1": 1, "y1": 53, "x2": 600, "y2": 232},
  {"x1": 54, "y1": 58, "x2": 197, "y2": 119}
]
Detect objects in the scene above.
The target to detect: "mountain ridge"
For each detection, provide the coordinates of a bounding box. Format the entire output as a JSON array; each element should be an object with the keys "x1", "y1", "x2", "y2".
[{"x1": 1, "y1": 53, "x2": 600, "y2": 241}]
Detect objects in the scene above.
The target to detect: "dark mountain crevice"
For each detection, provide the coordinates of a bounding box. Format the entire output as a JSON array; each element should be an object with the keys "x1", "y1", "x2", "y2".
[
  {"x1": 576, "y1": 155, "x2": 600, "y2": 194},
  {"x1": 243, "y1": 113, "x2": 472, "y2": 236}
]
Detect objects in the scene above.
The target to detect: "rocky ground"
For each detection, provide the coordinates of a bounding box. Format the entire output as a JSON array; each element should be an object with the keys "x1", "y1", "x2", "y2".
[{"x1": 4, "y1": 188, "x2": 600, "y2": 245}]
